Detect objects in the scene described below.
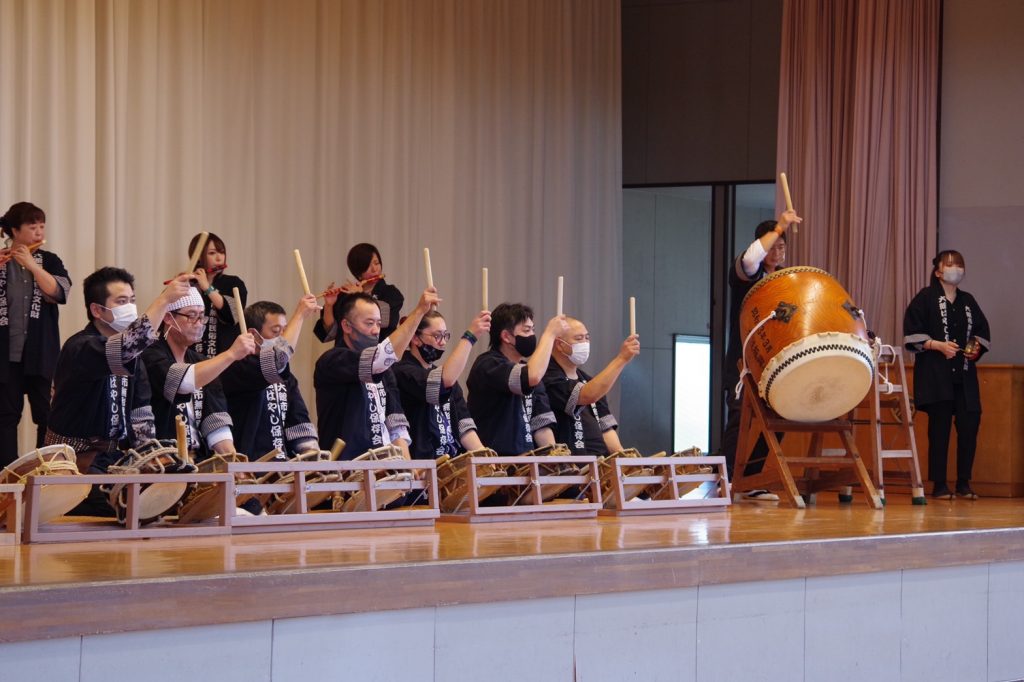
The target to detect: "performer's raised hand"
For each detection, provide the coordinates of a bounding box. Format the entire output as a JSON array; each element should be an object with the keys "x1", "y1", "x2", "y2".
[
  {"x1": 229, "y1": 331, "x2": 258, "y2": 360},
  {"x1": 469, "y1": 310, "x2": 491, "y2": 339},
  {"x1": 618, "y1": 334, "x2": 641, "y2": 362},
  {"x1": 294, "y1": 293, "x2": 322, "y2": 320},
  {"x1": 778, "y1": 209, "x2": 802, "y2": 232}
]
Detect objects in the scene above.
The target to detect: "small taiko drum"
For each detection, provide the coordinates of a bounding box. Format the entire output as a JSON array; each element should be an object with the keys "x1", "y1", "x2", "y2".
[
  {"x1": 436, "y1": 448, "x2": 502, "y2": 513},
  {"x1": 264, "y1": 449, "x2": 337, "y2": 515},
  {"x1": 176, "y1": 452, "x2": 252, "y2": 523},
  {"x1": 0, "y1": 445, "x2": 90, "y2": 522},
  {"x1": 598, "y1": 449, "x2": 653, "y2": 508},
  {"x1": 739, "y1": 266, "x2": 874, "y2": 422},
  {"x1": 104, "y1": 441, "x2": 196, "y2": 525},
  {"x1": 339, "y1": 445, "x2": 413, "y2": 512},
  {"x1": 512, "y1": 443, "x2": 581, "y2": 503}
]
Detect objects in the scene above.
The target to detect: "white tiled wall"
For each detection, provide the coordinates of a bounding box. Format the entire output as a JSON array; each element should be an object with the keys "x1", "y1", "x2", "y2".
[{"x1": 3, "y1": 562, "x2": 1024, "y2": 681}]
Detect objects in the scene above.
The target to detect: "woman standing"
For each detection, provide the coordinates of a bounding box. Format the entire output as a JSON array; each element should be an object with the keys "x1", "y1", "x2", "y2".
[
  {"x1": 903, "y1": 250, "x2": 991, "y2": 500},
  {"x1": 316, "y1": 243, "x2": 404, "y2": 345},
  {"x1": 0, "y1": 202, "x2": 71, "y2": 465},
  {"x1": 188, "y1": 232, "x2": 247, "y2": 357}
]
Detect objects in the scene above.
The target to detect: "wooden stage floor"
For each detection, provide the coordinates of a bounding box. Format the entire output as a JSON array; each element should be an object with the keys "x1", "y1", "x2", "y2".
[{"x1": 3, "y1": 495, "x2": 1024, "y2": 643}]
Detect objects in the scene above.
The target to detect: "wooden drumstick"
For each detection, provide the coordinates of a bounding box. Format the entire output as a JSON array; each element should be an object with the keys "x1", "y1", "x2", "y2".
[
  {"x1": 232, "y1": 287, "x2": 246, "y2": 337},
  {"x1": 482, "y1": 267, "x2": 489, "y2": 310},
  {"x1": 293, "y1": 249, "x2": 312, "y2": 296},
  {"x1": 187, "y1": 231, "x2": 209, "y2": 274},
  {"x1": 556, "y1": 276, "x2": 564, "y2": 316},
  {"x1": 175, "y1": 415, "x2": 192, "y2": 465},
  {"x1": 423, "y1": 248, "x2": 434, "y2": 288},
  {"x1": 779, "y1": 172, "x2": 798, "y2": 234},
  {"x1": 329, "y1": 438, "x2": 345, "y2": 460},
  {"x1": 629, "y1": 297, "x2": 636, "y2": 336}
]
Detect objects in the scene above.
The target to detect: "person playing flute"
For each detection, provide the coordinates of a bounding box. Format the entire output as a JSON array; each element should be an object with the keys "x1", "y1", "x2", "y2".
[
  {"x1": 316, "y1": 243, "x2": 404, "y2": 346},
  {"x1": 187, "y1": 232, "x2": 248, "y2": 357}
]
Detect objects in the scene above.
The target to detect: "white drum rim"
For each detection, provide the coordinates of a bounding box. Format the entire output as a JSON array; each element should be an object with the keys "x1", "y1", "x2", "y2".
[{"x1": 757, "y1": 331, "x2": 875, "y2": 406}]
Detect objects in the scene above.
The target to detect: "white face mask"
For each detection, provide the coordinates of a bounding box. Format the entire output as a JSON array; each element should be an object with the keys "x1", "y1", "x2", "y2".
[
  {"x1": 101, "y1": 303, "x2": 138, "y2": 333},
  {"x1": 941, "y1": 266, "x2": 964, "y2": 285},
  {"x1": 566, "y1": 342, "x2": 590, "y2": 366}
]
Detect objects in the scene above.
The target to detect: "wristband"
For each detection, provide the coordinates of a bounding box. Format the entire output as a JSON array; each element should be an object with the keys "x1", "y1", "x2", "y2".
[
  {"x1": 462, "y1": 330, "x2": 478, "y2": 345},
  {"x1": 205, "y1": 286, "x2": 218, "y2": 295}
]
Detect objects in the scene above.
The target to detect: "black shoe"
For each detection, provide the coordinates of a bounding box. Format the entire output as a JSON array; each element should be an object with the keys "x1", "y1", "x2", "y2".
[
  {"x1": 956, "y1": 483, "x2": 979, "y2": 500},
  {"x1": 931, "y1": 483, "x2": 953, "y2": 500}
]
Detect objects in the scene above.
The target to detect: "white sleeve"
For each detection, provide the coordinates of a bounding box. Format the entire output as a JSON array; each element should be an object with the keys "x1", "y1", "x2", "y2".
[
  {"x1": 740, "y1": 239, "x2": 768, "y2": 278},
  {"x1": 178, "y1": 365, "x2": 197, "y2": 394},
  {"x1": 205, "y1": 426, "x2": 233, "y2": 448},
  {"x1": 371, "y1": 338, "x2": 400, "y2": 374}
]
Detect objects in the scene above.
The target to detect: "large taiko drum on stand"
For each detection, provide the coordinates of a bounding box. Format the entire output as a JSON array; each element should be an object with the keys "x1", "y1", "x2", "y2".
[{"x1": 739, "y1": 266, "x2": 874, "y2": 422}]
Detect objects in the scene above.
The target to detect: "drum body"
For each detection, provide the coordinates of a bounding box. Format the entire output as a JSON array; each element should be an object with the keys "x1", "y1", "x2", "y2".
[
  {"x1": 739, "y1": 266, "x2": 874, "y2": 422},
  {"x1": 177, "y1": 452, "x2": 252, "y2": 523},
  {"x1": 105, "y1": 441, "x2": 196, "y2": 524},
  {"x1": 264, "y1": 449, "x2": 337, "y2": 515},
  {"x1": 1, "y1": 445, "x2": 89, "y2": 522},
  {"x1": 436, "y1": 448, "x2": 502, "y2": 513},
  {"x1": 598, "y1": 449, "x2": 653, "y2": 508},
  {"x1": 339, "y1": 445, "x2": 412, "y2": 512}
]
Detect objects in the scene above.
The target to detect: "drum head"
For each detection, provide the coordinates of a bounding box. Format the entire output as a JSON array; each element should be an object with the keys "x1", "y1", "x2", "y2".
[
  {"x1": 136, "y1": 481, "x2": 190, "y2": 521},
  {"x1": 35, "y1": 484, "x2": 92, "y2": 523},
  {"x1": 761, "y1": 333, "x2": 874, "y2": 422}
]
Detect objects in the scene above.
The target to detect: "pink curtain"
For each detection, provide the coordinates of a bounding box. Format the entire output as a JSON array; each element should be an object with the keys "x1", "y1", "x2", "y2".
[{"x1": 776, "y1": 0, "x2": 940, "y2": 344}]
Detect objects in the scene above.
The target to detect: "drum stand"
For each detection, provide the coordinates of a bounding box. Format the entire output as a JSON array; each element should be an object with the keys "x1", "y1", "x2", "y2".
[{"x1": 731, "y1": 374, "x2": 883, "y2": 509}]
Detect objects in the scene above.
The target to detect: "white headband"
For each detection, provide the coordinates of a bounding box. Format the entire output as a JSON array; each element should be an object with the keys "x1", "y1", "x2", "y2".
[{"x1": 167, "y1": 287, "x2": 204, "y2": 312}]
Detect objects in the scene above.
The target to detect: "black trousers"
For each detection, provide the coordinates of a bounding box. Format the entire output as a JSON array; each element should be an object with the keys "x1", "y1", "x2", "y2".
[
  {"x1": 0, "y1": 362, "x2": 50, "y2": 467},
  {"x1": 720, "y1": 373, "x2": 780, "y2": 481},
  {"x1": 923, "y1": 382, "x2": 981, "y2": 485}
]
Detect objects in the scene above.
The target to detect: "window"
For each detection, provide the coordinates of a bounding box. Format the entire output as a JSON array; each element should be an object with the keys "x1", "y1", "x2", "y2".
[{"x1": 673, "y1": 334, "x2": 710, "y2": 452}]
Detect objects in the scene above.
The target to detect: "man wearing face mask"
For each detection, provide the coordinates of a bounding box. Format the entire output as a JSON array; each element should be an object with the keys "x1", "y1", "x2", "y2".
[
  {"x1": 467, "y1": 303, "x2": 565, "y2": 455},
  {"x1": 46, "y1": 268, "x2": 194, "y2": 471},
  {"x1": 392, "y1": 309, "x2": 491, "y2": 459},
  {"x1": 904, "y1": 250, "x2": 991, "y2": 500},
  {"x1": 719, "y1": 210, "x2": 801, "y2": 502},
  {"x1": 314, "y1": 288, "x2": 440, "y2": 460},
  {"x1": 141, "y1": 287, "x2": 256, "y2": 458},
  {"x1": 220, "y1": 295, "x2": 321, "y2": 459},
  {"x1": 543, "y1": 318, "x2": 640, "y2": 455}
]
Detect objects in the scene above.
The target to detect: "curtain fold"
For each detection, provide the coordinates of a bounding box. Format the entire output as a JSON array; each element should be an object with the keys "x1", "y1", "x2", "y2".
[
  {"x1": 776, "y1": 0, "x2": 939, "y2": 344},
  {"x1": 0, "y1": 0, "x2": 622, "y2": 443}
]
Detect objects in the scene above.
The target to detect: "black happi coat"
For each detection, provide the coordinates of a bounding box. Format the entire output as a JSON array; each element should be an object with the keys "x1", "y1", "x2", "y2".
[
  {"x1": 0, "y1": 249, "x2": 71, "y2": 381},
  {"x1": 221, "y1": 337, "x2": 318, "y2": 459},
  {"x1": 543, "y1": 362, "x2": 618, "y2": 456},
  {"x1": 392, "y1": 351, "x2": 476, "y2": 459},
  {"x1": 314, "y1": 280, "x2": 404, "y2": 346},
  {"x1": 192, "y1": 272, "x2": 247, "y2": 357},
  {"x1": 903, "y1": 278, "x2": 991, "y2": 412},
  {"x1": 466, "y1": 348, "x2": 557, "y2": 455}
]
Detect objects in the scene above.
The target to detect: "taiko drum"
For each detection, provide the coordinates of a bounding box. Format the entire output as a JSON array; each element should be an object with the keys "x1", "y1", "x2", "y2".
[{"x1": 739, "y1": 266, "x2": 874, "y2": 422}]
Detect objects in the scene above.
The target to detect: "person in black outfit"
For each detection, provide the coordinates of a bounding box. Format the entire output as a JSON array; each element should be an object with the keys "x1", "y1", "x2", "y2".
[
  {"x1": 903, "y1": 250, "x2": 991, "y2": 500},
  {"x1": 392, "y1": 308, "x2": 491, "y2": 459},
  {"x1": 188, "y1": 232, "x2": 247, "y2": 357},
  {"x1": 719, "y1": 209, "x2": 801, "y2": 501},
  {"x1": 47, "y1": 268, "x2": 193, "y2": 471},
  {"x1": 221, "y1": 295, "x2": 321, "y2": 459},
  {"x1": 314, "y1": 286, "x2": 439, "y2": 460},
  {"x1": 466, "y1": 303, "x2": 564, "y2": 455},
  {"x1": 0, "y1": 202, "x2": 72, "y2": 464},
  {"x1": 315, "y1": 243, "x2": 404, "y2": 345},
  {"x1": 543, "y1": 317, "x2": 639, "y2": 455}
]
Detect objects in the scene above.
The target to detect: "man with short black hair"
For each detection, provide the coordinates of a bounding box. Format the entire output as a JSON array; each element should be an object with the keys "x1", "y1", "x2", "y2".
[
  {"x1": 47, "y1": 269, "x2": 193, "y2": 470},
  {"x1": 466, "y1": 302, "x2": 564, "y2": 455},
  {"x1": 314, "y1": 287, "x2": 440, "y2": 460},
  {"x1": 220, "y1": 295, "x2": 321, "y2": 458}
]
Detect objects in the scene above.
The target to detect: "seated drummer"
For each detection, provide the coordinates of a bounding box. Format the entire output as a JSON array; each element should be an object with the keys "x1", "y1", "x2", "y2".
[
  {"x1": 46, "y1": 269, "x2": 194, "y2": 470},
  {"x1": 466, "y1": 303, "x2": 564, "y2": 455},
  {"x1": 720, "y1": 209, "x2": 801, "y2": 501},
  {"x1": 314, "y1": 287, "x2": 440, "y2": 460},
  {"x1": 543, "y1": 318, "x2": 639, "y2": 455},
  {"x1": 220, "y1": 295, "x2": 321, "y2": 459},
  {"x1": 392, "y1": 309, "x2": 491, "y2": 459},
  {"x1": 142, "y1": 286, "x2": 256, "y2": 458}
]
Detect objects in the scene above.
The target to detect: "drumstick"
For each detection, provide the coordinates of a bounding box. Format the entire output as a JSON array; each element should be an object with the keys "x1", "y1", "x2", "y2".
[
  {"x1": 556, "y1": 276, "x2": 564, "y2": 316},
  {"x1": 293, "y1": 249, "x2": 312, "y2": 296},
  {"x1": 779, "y1": 172, "x2": 798, "y2": 234},
  {"x1": 175, "y1": 415, "x2": 192, "y2": 465},
  {"x1": 482, "y1": 267, "x2": 489, "y2": 310},
  {"x1": 423, "y1": 248, "x2": 434, "y2": 288},
  {"x1": 186, "y1": 231, "x2": 209, "y2": 274},
  {"x1": 329, "y1": 438, "x2": 345, "y2": 460},
  {"x1": 629, "y1": 297, "x2": 636, "y2": 336},
  {"x1": 232, "y1": 287, "x2": 246, "y2": 337}
]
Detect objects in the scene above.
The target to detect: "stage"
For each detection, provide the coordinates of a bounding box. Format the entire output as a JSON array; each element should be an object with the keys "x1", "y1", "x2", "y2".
[{"x1": 2, "y1": 496, "x2": 1024, "y2": 680}]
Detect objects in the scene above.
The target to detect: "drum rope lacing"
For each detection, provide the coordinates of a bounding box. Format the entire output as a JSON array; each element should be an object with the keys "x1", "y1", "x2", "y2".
[
  {"x1": 735, "y1": 311, "x2": 778, "y2": 400},
  {"x1": 2, "y1": 451, "x2": 79, "y2": 483}
]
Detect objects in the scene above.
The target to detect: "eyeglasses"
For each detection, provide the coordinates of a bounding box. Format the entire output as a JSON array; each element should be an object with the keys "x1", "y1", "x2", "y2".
[
  {"x1": 420, "y1": 331, "x2": 451, "y2": 343},
  {"x1": 172, "y1": 312, "x2": 210, "y2": 325}
]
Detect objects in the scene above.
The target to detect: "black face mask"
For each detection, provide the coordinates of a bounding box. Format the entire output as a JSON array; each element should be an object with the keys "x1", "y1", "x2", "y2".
[
  {"x1": 418, "y1": 343, "x2": 443, "y2": 364},
  {"x1": 514, "y1": 334, "x2": 537, "y2": 358}
]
